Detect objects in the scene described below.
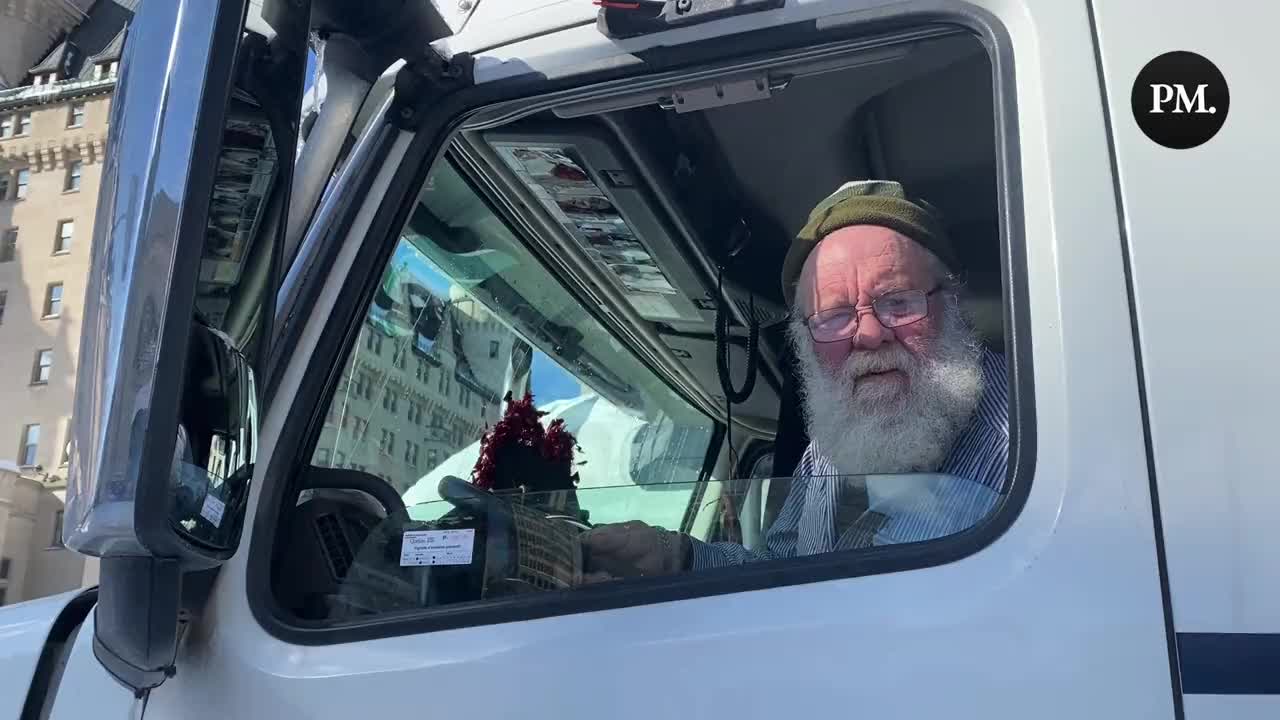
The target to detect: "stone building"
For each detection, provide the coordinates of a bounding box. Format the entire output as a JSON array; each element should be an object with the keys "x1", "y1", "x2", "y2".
[{"x1": 0, "y1": 0, "x2": 132, "y2": 605}]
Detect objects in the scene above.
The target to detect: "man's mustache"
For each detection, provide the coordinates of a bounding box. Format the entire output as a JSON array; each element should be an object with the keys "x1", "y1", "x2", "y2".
[{"x1": 833, "y1": 346, "x2": 918, "y2": 383}]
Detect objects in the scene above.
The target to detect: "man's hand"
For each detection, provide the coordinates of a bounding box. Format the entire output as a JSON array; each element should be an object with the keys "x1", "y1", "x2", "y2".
[{"x1": 580, "y1": 521, "x2": 690, "y2": 583}]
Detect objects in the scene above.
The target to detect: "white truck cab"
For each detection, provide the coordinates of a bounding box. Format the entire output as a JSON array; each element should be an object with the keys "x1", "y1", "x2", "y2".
[{"x1": 2, "y1": 0, "x2": 1277, "y2": 718}]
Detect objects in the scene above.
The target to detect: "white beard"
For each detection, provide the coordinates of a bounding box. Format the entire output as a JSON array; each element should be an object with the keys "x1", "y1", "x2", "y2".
[{"x1": 790, "y1": 301, "x2": 985, "y2": 475}]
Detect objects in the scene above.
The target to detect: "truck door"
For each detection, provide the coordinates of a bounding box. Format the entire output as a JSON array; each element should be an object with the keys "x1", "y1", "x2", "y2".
[
  {"x1": 1093, "y1": 2, "x2": 1280, "y2": 718},
  {"x1": 59, "y1": 1, "x2": 1182, "y2": 718}
]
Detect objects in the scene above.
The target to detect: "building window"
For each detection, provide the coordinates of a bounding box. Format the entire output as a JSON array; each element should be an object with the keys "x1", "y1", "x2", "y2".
[
  {"x1": 43, "y1": 283, "x2": 63, "y2": 318},
  {"x1": 16, "y1": 112, "x2": 31, "y2": 136},
  {"x1": 68, "y1": 102, "x2": 85, "y2": 128},
  {"x1": 1, "y1": 228, "x2": 15, "y2": 262},
  {"x1": 20, "y1": 424, "x2": 40, "y2": 466},
  {"x1": 54, "y1": 220, "x2": 73, "y2": 254},
  {"x1": 60, "y1": 435, "x2": 70, "y2": 466},
  {"x1": 109, "y1": 61, "x2": 118, "y2": 77},
  {"x1": 0, "y1": 557, "x2": 9, "y2": 579},
  {"x1": 15, "y1": 169, "x2": 29, "y2": 199},
  {"x1": 0, "y1": 174, "x2": 8, "y2": 199},
  {"x1": 379, "y1": 429, "x2": 396, "y2": 455},
  {"x1": 0, "y1": 115, "x2": 11, "y2": 137},
  {"x1": 489, "y1": 340, "x2": 501, "y2": 359},
  {"x1": 51, "y1": 511, "x2": 64, "y2": 548},
  {"x1": 0, "y1": 291, "x2": 6, "y2": 325},
  {"x1": 32, "y1": 349, "x2": 52, "y2": 384},
  {"x1": 65, "y1": 161, "x2": 82, "y2": 192},
  {"x1": 404, "y1": 442, "x2": 419, "y2": 467}
]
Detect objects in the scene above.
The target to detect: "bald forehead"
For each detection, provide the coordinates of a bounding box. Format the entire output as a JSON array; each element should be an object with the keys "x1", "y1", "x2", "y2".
[{"x1": 796, "y1": 225, "x2": 941, "y2": 314}]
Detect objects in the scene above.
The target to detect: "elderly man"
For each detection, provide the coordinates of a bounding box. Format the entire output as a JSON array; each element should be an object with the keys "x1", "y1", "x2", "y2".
[{"x1": 582, "y1": 180, "x2": 1009, "y2": 579}]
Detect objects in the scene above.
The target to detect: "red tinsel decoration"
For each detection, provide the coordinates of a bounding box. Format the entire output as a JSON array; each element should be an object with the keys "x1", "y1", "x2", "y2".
[{"x1": 471, "y1": 391, "x2": 578, "y2": 491}]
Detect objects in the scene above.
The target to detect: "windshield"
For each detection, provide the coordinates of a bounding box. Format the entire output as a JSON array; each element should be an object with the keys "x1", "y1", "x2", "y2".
[{"x1": 310, "y1": 155, "x2": 717, "y2": 531}]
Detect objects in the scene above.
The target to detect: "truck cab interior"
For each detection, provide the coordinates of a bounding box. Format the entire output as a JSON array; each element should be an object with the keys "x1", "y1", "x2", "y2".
[{"x1": 272, "y1": 26, "x2": 1006, "y2": 621}]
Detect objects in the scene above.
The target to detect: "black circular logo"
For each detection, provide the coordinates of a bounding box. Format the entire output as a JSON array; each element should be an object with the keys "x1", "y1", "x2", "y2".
[{"x1": 1131, "y1": 51, "x2": 1229, "y2": 149}]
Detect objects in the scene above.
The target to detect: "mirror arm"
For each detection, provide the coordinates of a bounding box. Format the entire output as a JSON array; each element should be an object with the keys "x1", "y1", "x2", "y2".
[
  {"x1": 92, "y1": 558, "x2": 183, "y2": 695},
  {"x1": 93, "y1": 560, "x2": 221, "y2": 696}
]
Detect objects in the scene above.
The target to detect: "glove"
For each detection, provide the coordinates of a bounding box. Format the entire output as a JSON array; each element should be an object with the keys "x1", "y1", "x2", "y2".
[{"x1": 579, "y1": 520, "x2": 691, "y2": 583}]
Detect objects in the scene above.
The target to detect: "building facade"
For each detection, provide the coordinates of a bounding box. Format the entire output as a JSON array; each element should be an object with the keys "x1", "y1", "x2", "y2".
[
  {"x1": 0, "y1": 1, "x2": 131, "y2": 605},
  {"x1": 317, "y1": 283, "x2": 517, "y2": 495}
]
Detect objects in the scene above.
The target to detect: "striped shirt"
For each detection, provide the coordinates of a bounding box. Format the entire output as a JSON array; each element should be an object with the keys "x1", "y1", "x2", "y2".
[{"x1": 691, "y1": 349, "x2": 1009, "y2": 569}]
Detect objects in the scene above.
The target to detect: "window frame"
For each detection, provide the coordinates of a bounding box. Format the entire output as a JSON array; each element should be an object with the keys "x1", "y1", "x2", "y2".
[
  {"x1": 43, "y1": 283, "x2": 63, "y2": 318},
  {"x1": 0, "y1": 115, "x2": 12, "y2": 138},
  {"x1": 249, "y1": 12, "x2": 1034, "y2": 646},
  {"x1": 15, "y1": 169, "x2": 29, "y2": 199},
  {"x1": 1, "y1": 228, "x2": 16, "y2": 262},
  {"x1": 31, "y1": 348, "x2": 52, "y2": 385},
  {"x1": 15, "y1": 112, "x2": 31, "y2": 137},
  {"x1": 68, "y1": 102, "x2": 86, "y2": 128},
  {"x1": 50, "y1": 511, "x2": 65, "y2": 548},
  {"x1": 19, "y1": 423, "x2": 40, "y2": 466},
  {"x1": 54, "y1": 219, "x2": 73, "y2": 255},
  {"x1": 64, "y1": 161, "x2": 82, "y2": 192}
]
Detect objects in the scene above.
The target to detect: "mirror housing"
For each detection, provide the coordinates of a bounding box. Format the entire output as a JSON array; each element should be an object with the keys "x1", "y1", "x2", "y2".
[
  {"x1": 62, "y1": 0, "x2": 308, "y2": 694},
  {"x1": 65, "y1": 0, "x2": 252, "y2": 564}
]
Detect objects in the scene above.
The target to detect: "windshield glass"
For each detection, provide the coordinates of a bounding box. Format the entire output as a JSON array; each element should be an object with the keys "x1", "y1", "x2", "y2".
[{"x1": 310, "y1": 155, "x2": 717, "y2": 531}]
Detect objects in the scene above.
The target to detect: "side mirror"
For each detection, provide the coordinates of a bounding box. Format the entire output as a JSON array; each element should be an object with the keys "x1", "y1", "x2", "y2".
[
  {"x1": 169, "y1": 323, "x2": 258, "y2": 552},
  {"x1": 62, "y1": 0, "x2": 309, "y2": 694}
]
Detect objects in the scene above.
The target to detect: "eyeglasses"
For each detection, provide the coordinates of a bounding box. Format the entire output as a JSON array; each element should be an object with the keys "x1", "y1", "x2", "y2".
[{"x1": 803, "y1": 288, "x2": 940, "y2": 343}]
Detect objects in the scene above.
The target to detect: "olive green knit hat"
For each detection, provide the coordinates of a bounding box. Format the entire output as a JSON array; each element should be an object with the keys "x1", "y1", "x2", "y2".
[{"x1": 780, "y1": 180, "x2": 957, "y2": 303}]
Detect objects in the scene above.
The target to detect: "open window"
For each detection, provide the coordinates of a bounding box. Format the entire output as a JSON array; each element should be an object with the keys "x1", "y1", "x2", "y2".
[{"x1": 262, "y1": 20, "x2": 1029, "y2": 638}]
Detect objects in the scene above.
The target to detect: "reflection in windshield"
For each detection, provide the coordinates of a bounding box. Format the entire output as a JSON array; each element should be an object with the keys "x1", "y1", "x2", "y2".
[{"x1": 311, "y1": 154, "x2": 715, "y2": 535}]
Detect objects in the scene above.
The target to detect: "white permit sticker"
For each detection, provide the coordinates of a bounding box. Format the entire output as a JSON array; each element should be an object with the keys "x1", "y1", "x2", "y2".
[
  {"x1": 200, "y1": 495, "x2": 226, "y2": 528},
  {"x1": 400, "y1": 528, "x2": 475, "y2": 567}
]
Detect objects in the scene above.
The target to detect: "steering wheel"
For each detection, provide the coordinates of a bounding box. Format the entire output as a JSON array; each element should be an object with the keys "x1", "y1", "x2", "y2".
[{"x1": 301, "y1": 466, "x2": 407, "y2": 517}]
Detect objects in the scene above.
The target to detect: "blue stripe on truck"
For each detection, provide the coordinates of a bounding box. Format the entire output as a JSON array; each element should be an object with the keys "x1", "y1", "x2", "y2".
[{"x1": 1177, "y1": 633, "x2": 1280, "y2": 694}]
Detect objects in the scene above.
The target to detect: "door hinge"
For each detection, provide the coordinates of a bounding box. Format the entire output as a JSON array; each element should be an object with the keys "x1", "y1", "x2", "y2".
[{"x1": 390, "y1": 48, "x2": 475, "y2": 130}]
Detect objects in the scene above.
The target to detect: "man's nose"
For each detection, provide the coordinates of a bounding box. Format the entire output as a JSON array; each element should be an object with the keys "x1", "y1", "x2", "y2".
[{"x1": 849, "y1": 308, "x2": 893, "y2": 350}]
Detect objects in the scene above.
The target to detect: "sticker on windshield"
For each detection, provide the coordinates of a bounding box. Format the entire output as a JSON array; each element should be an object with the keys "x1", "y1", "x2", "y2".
[
  {"x1": 200, "y1": 494, "x2": 226, "y2": 528},
  {"x1": 400, "y1": 528, "x2": 475, "y2": 566}
]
